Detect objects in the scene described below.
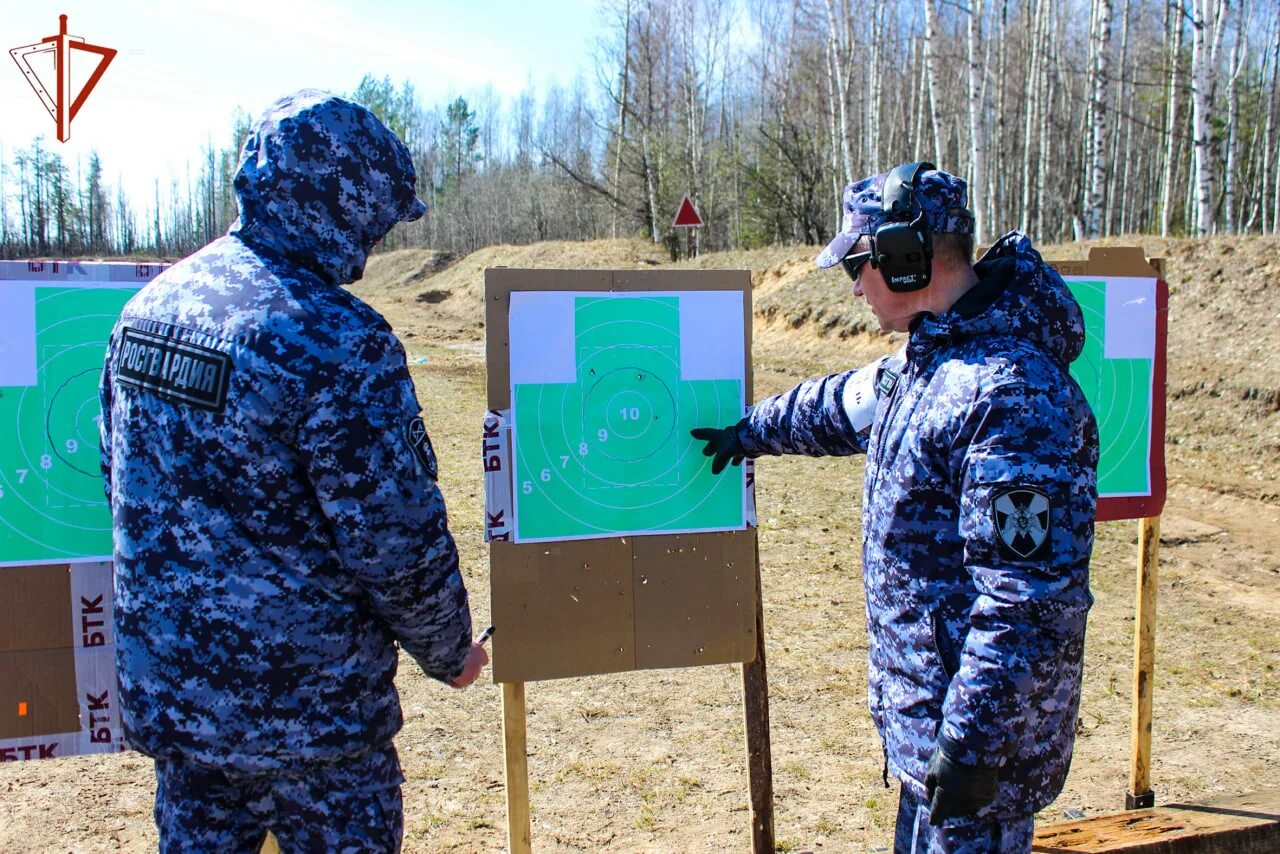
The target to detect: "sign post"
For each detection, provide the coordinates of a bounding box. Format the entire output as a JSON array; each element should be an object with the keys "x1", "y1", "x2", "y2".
[{"x1": 672, "y1": 194, "x2": 704, "y2": 259}]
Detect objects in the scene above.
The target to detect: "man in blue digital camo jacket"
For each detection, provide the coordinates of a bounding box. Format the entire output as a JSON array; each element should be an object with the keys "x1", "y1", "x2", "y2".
[
  {"x1": 99, "y1": 90, "x2": 488, "y2": 853},
  {"x1": 694, "y1": 163, "x2": 1098, "y2": 853}
]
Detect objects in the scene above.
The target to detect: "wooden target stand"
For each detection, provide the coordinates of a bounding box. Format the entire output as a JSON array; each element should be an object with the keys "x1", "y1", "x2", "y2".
[
  {"x1": 498, "y1": 571, "x2": 772, "y2": 854},
  {"x1": 1051, "y1": 247, "x2": 1169, "y2": 810},
  {"x1": 484, "y1": 268, "x2": 773, "y2": 853}
]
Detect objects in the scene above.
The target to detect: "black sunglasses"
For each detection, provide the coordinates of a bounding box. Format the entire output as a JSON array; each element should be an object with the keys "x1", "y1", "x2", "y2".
[{"x1": 840, "y1": 250, "x2": 873, "y2": 283}]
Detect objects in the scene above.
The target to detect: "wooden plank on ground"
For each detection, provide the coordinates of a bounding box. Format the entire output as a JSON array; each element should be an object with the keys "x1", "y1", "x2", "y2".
[{"x1": 1033, "y1": 789, "x2": 1280, "y2": 853}]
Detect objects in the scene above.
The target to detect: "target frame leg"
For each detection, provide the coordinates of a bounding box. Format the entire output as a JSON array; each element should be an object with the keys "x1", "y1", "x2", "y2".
[
  {"x1": 742, "y1": 561, "x2": 774, "y2": 852},
  {"x1": 1127, "y1": 515, "x2": 1160, "y2": 809},
  {"x1": 502, "y1": 681, "x2": 532, "y2": 854}
]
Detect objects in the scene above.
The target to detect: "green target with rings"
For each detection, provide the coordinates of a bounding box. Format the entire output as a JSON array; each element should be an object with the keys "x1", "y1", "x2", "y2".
[
  {"x1": 1065, "y1": 277, "x2": 1157, "y2": 499},
  {"x1": 510, "y1": 291, "x2": 748, "y2": 542},
  {"x1": 0, "y1": 280, "x2": 141, "y2": 565}
]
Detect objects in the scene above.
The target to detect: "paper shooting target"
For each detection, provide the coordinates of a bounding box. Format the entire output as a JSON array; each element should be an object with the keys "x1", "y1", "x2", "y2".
[
  {"x1": 509, "y1": 292, "x2": 748, "y2": 542},
  {"x1": 0, "y1": 265, "x2": 160, "y2": 566},
  {"x1": 1064, "y1": 278, "x2": 1157, "y2": 500}
]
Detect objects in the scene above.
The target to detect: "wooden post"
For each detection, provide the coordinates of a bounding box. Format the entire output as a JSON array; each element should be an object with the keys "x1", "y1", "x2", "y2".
[
  {"x1": 741, "y1": 563, "x2": 774, "y2": 853},
  {"x1": 502, "y1": 682, "x2": 533, "y2": 854},
  {"x1": 1127, "y1": 515, "x2": 1160, "y2": 809}
]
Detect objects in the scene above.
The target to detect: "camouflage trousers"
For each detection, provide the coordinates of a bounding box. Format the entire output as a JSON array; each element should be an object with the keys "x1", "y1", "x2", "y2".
[
  {"x1": 894, "y1": 785, "x2": 1033, "y2": 854},
  {"x1": 153, "y1": 742, "x2": 404, "y2": 853}
]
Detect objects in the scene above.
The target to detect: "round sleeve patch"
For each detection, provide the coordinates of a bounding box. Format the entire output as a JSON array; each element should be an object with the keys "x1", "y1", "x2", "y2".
[
  {"x1": 405, "y1": 416, "x2": 438, "y2": 480},
  {"x1": 992, "y1": 485, "x2": 1051, "y2": 560}
]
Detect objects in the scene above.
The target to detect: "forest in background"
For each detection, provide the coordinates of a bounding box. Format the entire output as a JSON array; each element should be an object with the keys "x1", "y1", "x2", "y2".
[{"x1": 1, "y1": 0, "x2": 1278, "y2": 261}]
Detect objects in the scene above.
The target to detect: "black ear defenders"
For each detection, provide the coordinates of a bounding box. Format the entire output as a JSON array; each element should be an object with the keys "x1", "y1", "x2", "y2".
[{"x1": 870, "y1": 161, "x2": 935, "y2": 293}]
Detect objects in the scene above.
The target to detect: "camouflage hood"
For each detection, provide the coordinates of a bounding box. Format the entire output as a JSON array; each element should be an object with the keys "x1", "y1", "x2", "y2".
[
  {"x1": 229, "y1": 89, "x2": 425, "y2": 285},
  {"x1": 910, "y1": 230, "x2": 1085, "y2": 367}
]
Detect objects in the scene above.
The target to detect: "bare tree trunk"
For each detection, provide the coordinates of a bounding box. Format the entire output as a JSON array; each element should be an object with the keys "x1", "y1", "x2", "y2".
[
  {"x1": 1087, "y1": 0, "x2": 1113, "y2": 236},
  {"x1": 995, "y1": 0, "x2": 1009, "y2": 228},
  {"x1": 822, "y1": 0, "x2": 853, "y2": 180},
  {"x1": 1035, "y1": 1, "x2": 1055, "y2": 236},
  {"x1": 1184, "y1": 100, "x2": 1197, "y2": 230},
  {"x1": 1109, "y1": 0, "x2": 1132, "y2": 234},
  {"x1": 923, "y1": 0, "x2": 945, "y2": 159},
  {"x1": 1021, "y1": 0, "x2": 1046, "y2": 232},
  {"x1": 822, "y1": 33, "x2": 842, "y2": 231},
  {"x1": 866, "y1": 0, "x2": 885, "y2": 170},
  {"x1": 611, "y1": 0, "x2": 632, "y2": 240},
  {"x1": 641, "y1": 130, "x2": 660, "y2": 244},
  {"x1": 677, "y1": 0, "x2": 704, "y2": 254},
  {"x1": 1266, "y1": 16, "x2": 1280, "y2": 233},
  {"x1": 1161, "y1": 0, "x2": 1185, "y2": 236},
  {"x1": 913, "y1": 36, "x2": 930, "y2": 161},
  {"x1": 1123, "y1": 0, "x2": 1140, "y2": 232},
  {"x1": 1190, "y1": 0, "x2": 1217, "y2": 235},
  {"x1": 1224, "y1": 4, "x2": 1247, "y2": 234},
  {"x1": 966, "y1": 0, "x2": 988, "y2": 243},
  {"x1": 1131, "y1": 123, "x2": 1148, "y2": 233}
]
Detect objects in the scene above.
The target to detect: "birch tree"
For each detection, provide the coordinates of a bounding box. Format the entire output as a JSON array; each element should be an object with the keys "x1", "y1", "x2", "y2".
[
  {"x1": 822, "y1": 0, "x2": 854, "y2": 181},
  {"x1": 1224, "y1": 3, "x2": 1247, "y2": 233},
  {"x1": 1161, "y1": 0, "x2": 1186, "y2": 236},
  {"x1": 1086, "y1": 0, "x2": 1113, "y2": 236},
  {"x1": 966, "y1": 0, "x2": 989, "y2": 242},
  {"x1": 611, "y1": 0, "x2": 632, "y2": 238},
  {"x1": 923, "y1": 0, "x2": 945, "y2": 158},
  {"x1": 1266, "y1": 16, "x2": 1280, "y2": 232},
  {"x1": 1189, "y1": 0, "x2": 1226, "y2": 235},
  {"x1": 1021, "y1": 0, "x2": 1048, "y2": 232}
]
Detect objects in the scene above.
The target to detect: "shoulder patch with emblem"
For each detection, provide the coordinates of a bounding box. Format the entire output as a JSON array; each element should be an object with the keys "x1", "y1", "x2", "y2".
[
  {"x1": 405, "y1": 416, "x2": 438, "y2": 480},
  {"x1": 992, "y1": 485, "x2": 1052, "y2": 560}
]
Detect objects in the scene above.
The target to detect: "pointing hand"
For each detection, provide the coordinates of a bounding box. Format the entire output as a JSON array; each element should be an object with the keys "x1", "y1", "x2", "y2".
[{"x1": 690, "y1": 421, "x2": 749, "y2": 475}]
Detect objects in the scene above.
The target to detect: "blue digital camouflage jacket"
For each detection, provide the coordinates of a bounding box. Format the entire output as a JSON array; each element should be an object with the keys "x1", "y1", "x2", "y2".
[
  {"x1": 98, "y1": 91, "x2": 472, "y2": 773},
  {"x1": 741, "y1": 231, "x2": 1098, "y2": 817}
]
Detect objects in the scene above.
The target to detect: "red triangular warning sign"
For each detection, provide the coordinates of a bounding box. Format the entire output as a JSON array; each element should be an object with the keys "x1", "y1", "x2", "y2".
[{"x1": 672, "y1": 194, "x2": 703, "y2": 227}]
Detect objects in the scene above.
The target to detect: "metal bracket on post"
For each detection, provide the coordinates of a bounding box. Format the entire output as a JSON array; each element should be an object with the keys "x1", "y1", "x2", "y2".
[{"x1": 1126, "y1": 790, "x2": 1155, "y2": 810}]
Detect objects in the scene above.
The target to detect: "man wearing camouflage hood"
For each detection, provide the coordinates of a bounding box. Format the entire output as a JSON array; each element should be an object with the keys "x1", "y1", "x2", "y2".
[
  {"x1": 694, "y1": 162, "x2": 1097, "y2": 852},
  {"x1": 99, "y1": 90, "x2": 487, "y2": 851}
]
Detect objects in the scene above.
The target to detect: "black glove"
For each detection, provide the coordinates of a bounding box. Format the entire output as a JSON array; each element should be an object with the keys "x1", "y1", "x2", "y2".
[
  {"x1": 690, "y1": 421, "x2": 749, "y2": 475},
  {"x1": 924, "y1": 746, "x2": 998, "y2": 824}
]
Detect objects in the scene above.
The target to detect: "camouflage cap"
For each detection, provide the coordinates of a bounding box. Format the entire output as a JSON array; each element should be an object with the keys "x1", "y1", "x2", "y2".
[{"x1": 815, "y1": 166, "x2": 974, "y2": 269}]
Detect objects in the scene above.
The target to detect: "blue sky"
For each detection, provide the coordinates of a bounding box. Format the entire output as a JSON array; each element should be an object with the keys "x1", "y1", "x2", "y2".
[{"x1": 1, "y1": 0, "x2": 603, "y2": 208}]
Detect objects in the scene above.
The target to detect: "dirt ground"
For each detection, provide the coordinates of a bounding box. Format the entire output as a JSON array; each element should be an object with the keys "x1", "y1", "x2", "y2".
[{"x1": 1, "y1": 236, "x2": 1276, "y2": 852}]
